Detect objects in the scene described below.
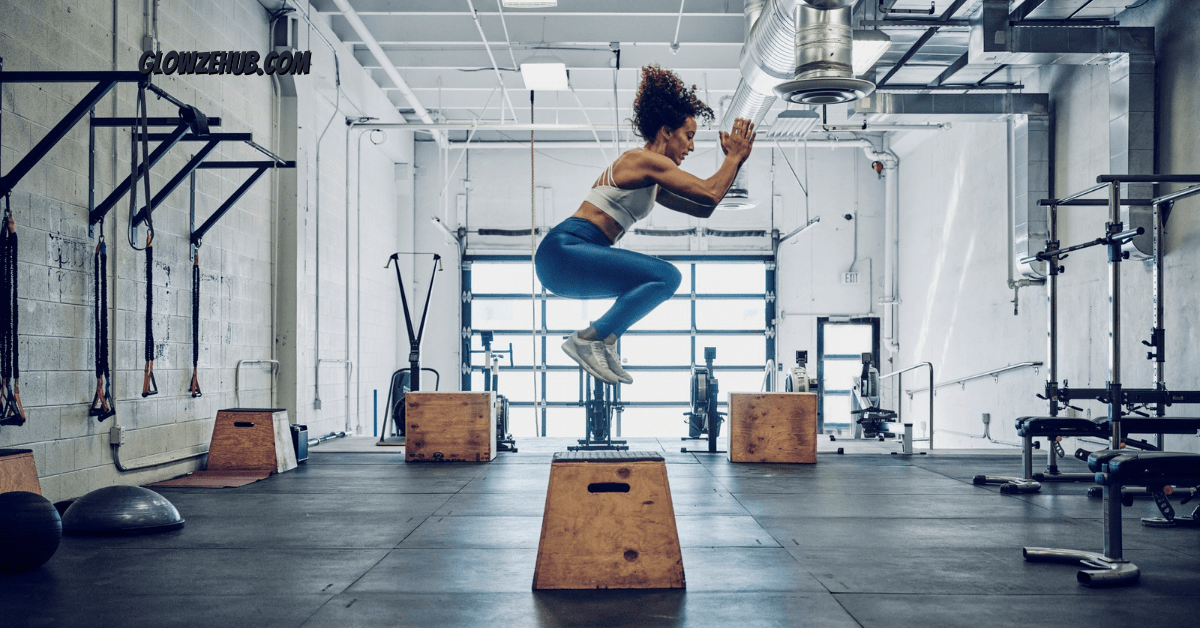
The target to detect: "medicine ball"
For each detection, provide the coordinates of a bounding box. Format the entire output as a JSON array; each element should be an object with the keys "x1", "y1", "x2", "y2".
[{"x1": 0, "y1": 491, "x2": 62, "y2": 572}]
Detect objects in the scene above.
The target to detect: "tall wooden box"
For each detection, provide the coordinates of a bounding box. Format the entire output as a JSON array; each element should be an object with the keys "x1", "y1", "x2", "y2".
[
  {"x1": 728, "y1": 392, "x2": 818, "y2": 463},
  {"x1": 207, "y1": 408, "x2": 298, "y2": 474},
  {"x1": 0, "y1": 449, "x2": 41, "y2": 494},
  {"x1": 533, "y1": 451, "x2": 685, "y2": 590},
  {"x1": 405, "y1": 392, "x2": 497, "y2": 462}
]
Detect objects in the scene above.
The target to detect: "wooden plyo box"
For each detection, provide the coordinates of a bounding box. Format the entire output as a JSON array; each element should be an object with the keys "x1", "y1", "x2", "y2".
[
  {"x1": 405, "y1": 392, "x2": 496, "y2": 463},
  {"x1": 533, "y1": 451, "x2": 685, "y2": 590},
  {"x1": 206, "y1": 408, "x2": 298, "y2": 474},
  {"x1": 0, "y1": 449, "x2": 41, "y2": 495},
  {"x1": 728, "y1": 392, "x2": 818, "y2": 464}
]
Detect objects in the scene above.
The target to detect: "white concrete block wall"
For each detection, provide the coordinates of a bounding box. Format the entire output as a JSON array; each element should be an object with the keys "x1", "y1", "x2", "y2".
[
  {"x1": 0, "y1": 0, "x2": 408, "y2": 502},
  {"x1": 890, "y1": 0, "x2": 1200, "y2": 453}
]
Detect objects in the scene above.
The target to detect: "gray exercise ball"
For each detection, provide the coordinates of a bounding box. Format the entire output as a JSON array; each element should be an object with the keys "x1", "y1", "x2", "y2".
[
  {"x1": 61, "y1": 485, "x2": 185, "y2": 536},
  {"x1": 0, "y1": 491, "x2": 62, "y2": 572}
]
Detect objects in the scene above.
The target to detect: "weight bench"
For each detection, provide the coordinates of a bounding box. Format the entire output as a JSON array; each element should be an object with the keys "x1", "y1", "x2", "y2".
[
  {"x1": 973, "y1": 416, "x2": 1200, "y2": 494},
  {"x1": 1024, "y1": 450, "x2": 1200, "y2": 586}
]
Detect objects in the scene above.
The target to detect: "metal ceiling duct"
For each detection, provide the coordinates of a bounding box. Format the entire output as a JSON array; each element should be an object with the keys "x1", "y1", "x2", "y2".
[
  {"x1": 723, "y1": 0, "x2": 871, "y2": 131},
  {"x1": 775, "y1": 4, "x2": 875, "y2": 105}
]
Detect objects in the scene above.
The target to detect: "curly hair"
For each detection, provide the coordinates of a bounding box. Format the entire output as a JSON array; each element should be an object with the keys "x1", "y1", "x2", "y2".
[{"x1": 630, "y1": 64, "x2": 714, "y2": 140}]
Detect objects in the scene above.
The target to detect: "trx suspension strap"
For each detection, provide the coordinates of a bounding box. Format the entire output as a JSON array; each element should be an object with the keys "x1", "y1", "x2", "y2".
[
  {"x1": 90, "y1": 233, "x2": 115, "y2": 420},
  {"x1": 130, "y1": 85, "x2": 157, "y2": 398},
  {"x1": 0, "y1": 60, "x2": 23, "y2": 427},
  {"x1": 0, "y1": 195, "x2": 24, "y2": 426},
  {"x1": 189, "y1": 251, "x2": 201, "y2": 397}
]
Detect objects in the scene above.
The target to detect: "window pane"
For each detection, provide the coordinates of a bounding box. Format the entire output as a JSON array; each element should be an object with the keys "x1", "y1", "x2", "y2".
[
  {"x1": 481, "y1": 334, "x2": 539, "y2": 366},
  {"x1": 545, "y1": 298, "x2": 615, "y2": 332},
  {"x1": 620, "y1": 370, "x2": 692, "y2": 403},
  {"x1": 473, "y1": 299, "x2": 535, "y2": 330},
  {"x1": 821, "y1": 359, "x2": 863, "y2": 392},
  {"x1": 822, "y1": 323, "x2": 874, "y2": 356},
  {"x1": 619, "y1": 406, "x2": 692, "y2": 438},
  {"x1": 823, "y1": 393, "x2": 851, "y2": 429},
  {"x1": 507, "y1": 405, "x2": 541, "y2": 438},
  {"x1": 694, "y1": 335, "x2": 766, "y2": 367},
  {"x1": 713, "y1": 369, "x2": 769, "y2": 396},
  {"x1": 545, "y1": 370, "x2": 584, "y2": 403},
  {"x1": 695, "y1": 263, "x2": 762, "y2": 294},
  {"x1": 471, "y1": 262, "x2": 540, "y2": 294},
  {"x1": 627, "y1": 298, "x2": 691, "y2": 331},
  {"x1": 618, "y1": 335, "x2": 691, "y2": 368},
  {"x1": 495, "y1": 370, "x2": 536, "y2": 403},
  {"x1": 545, "y1": 407, "x2": 585, "y2": 437},
  {"x1": 696, "y1": 299, "x2": 765, "y2": 330}
]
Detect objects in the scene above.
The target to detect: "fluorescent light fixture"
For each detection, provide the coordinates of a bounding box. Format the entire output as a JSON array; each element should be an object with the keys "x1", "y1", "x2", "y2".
[
  {"x1": 852, "y1": 30, "x2": 892, "y2": 77},
  {"x1": 520, "y1": 55, "x2": 569, "y2": 91},
  {"x1": 765, "y1": 109, "x2": 820, "y2": 139},
  {"x1": 503, "y1": 0, "x2": 557, "y2": 7}
]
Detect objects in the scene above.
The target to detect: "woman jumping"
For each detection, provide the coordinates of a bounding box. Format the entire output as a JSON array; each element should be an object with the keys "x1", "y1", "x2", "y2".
[{"x1": 535, "y1": 64, "x2": 756, "y2": 385}]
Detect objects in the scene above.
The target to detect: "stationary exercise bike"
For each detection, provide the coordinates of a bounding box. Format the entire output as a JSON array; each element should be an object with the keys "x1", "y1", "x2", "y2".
[
  {"x1": 570, "y1": 371, "x2": 627, "y2": 451},
  {"x1": 850, "y1": 352, "x2": 897, "y2": 440},
  {"x1": 682, "y1": 347, "x2": 725, "y2": 453},
  {"x1": 475, "y1": 331, "x2": 517, "y2": 453}
]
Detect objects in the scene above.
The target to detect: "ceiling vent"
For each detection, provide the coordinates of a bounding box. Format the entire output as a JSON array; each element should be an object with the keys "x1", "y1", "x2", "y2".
[{"x1": 775, "y1": 3, "x2": 875, "y2": 105}]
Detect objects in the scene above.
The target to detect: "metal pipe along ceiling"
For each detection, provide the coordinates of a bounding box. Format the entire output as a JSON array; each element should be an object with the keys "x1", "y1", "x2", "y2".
[{"x1": 329, "y1": 0, "x2": 446, "y2": 148}]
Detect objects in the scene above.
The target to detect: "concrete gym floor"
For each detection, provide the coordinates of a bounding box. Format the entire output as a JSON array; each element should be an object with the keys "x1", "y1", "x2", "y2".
[{"x1": 3, "y1": 438, "x2": 1200, "y2": 628}]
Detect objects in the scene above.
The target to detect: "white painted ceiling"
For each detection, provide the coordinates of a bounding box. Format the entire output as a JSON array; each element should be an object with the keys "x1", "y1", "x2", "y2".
[{"x1": 306, "y1": 0, "x2": 1138, "y2": 142}]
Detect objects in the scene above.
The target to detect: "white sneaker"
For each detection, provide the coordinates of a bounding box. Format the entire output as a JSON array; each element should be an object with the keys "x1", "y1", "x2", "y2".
[
  {"x1": 561, "y1": 332, "x2": 620, "y2": 384},
  {"x1": 603, "y1": 344, "x2": 633, "y2": 384}
]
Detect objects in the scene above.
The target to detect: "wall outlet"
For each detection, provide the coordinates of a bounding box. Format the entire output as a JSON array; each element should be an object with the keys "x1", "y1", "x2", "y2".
[
  {"x1": 842, "y1": 272, "x2": 860, "y2": 285},
  {"x1": 981, "y1": 413, "x2": 990, "y2": 425}
]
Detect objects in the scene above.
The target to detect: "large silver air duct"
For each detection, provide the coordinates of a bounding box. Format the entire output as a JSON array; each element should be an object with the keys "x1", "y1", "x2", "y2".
[
  {"x1": 723, "y1": 0, "x2": 871, "y2": 131},
  {"x1": 776, "y1": 4, "x2": 874, "y2": 105}
]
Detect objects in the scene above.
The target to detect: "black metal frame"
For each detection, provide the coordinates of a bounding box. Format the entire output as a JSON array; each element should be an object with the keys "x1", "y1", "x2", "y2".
[{"x1": 0, "y1": 70, "x2": 147, "y2": 199}]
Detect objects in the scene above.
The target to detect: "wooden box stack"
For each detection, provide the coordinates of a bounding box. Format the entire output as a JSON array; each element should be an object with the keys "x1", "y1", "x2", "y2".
[
  {"x1": 728, "y1": 392, "x2": 818, "y2": 463},
  {"x1": 0, "y1": 449, "x2": 41, "y2": 494},
  {"x1": 207, "y1": 408, "x2": 298, "y2": 474},
  {"x1": 405, "y1": 392, "x2": 497, "y2": 463},
  {"x1": 533, "y1": 451, "x2": 684, "y2": 590}
]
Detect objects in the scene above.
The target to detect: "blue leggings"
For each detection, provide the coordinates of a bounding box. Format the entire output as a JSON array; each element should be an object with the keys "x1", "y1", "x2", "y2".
[{"x1": 535, "y1": 218, "x2": 682, "y2": 338}]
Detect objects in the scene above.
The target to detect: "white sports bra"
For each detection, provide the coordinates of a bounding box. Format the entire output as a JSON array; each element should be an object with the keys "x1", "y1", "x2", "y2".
[{"x1": 583, "y1": 151, "x2": 658, "y2": 241}]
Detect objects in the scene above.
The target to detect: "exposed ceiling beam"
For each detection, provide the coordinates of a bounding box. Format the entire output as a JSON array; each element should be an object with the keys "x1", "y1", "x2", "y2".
[{"x1": 329, "y1": 0, "x2": 446, "y2": 147}]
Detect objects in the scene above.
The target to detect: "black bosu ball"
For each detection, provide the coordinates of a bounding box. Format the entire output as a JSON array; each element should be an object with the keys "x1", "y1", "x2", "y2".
[{"x1": 0, "y1": 491, "x2": 62, "y2": 572}]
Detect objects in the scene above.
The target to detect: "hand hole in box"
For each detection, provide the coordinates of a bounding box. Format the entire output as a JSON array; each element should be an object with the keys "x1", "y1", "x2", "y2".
[{"x1": 588, "y1": 482, "x2": 631, "y2": 493}]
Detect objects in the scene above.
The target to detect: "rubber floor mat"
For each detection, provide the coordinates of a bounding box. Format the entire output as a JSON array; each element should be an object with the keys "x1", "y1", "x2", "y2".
[{"x1": 148, "y1": 469, "x2": 272, "y2": 488}]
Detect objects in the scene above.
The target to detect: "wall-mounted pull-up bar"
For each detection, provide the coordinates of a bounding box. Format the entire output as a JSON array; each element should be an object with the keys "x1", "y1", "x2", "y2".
[
  {"x1": 0, "y1": 70, "x2": 147, "y2": 198},
  {"x1": 190, "y1": 159, "x2": 295, "y2": 248}
]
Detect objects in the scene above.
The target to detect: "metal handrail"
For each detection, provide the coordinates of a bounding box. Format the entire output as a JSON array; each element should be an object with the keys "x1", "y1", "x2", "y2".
[
  {"x1": 906, "y1": 361, "x2": 1042, "y2": 397},
  {"x1": 880, "y1": 362, "x2": 934, "y2": 449},
  {"x1": 235, "y1": 359, "x2": 280, "y2": 408}
]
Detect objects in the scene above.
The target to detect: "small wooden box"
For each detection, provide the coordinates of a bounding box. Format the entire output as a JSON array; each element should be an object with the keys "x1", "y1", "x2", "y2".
[
  {"x1": 207, "y1": 408, "x2": 298, "y2": 474},
  {"x1": 728, "y1": 392, "x2": 818, "y2": 464},
  {"x1": 533, "y1": 451, "x2": 684, "y2": 590},
  {"x1": 0, "y1": 449, "x2": 41, "y2": 495},
  {"x1": 405, "y1": 392, "x2": 496, "y2": 463}
]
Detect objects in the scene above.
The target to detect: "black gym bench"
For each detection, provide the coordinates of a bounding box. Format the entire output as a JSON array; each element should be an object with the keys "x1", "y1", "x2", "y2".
[
  {"x1": 1024, "y1": 449, "x2": 1200, "y2": 586},
  {"x1": 973, "y1": 416, "x2": 1200, "y2": 493}
]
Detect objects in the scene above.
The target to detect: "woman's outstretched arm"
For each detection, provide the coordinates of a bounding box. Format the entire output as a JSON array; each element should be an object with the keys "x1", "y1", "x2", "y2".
[{"x1": 639, "y1": 119, "x2": 756, "y2": 208}]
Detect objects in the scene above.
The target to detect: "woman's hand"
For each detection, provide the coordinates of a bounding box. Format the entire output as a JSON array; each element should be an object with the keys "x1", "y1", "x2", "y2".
[{"x1": 719, "y1": 118, "x2": 756, "y2": 163}]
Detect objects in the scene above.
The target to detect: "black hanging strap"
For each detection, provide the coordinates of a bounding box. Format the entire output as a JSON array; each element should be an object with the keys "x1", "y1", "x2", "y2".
[
  {"x1": 0, "y1": 195, "x2": 25, "y2": 426},
  {"x1": 90, "y1": 236, "x2": 115, "y2": 420},
  {"x1": 142, "y1": 235, "x2": 157, "y2": 397},
  {"x1": 189, "y1": 251, "x2": 202, "y2": 398}
]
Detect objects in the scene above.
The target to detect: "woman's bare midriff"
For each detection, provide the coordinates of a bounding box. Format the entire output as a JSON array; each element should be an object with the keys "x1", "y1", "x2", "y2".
[{"x1": 571, "y1": 202, "x2": 624, "y2": 243}]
